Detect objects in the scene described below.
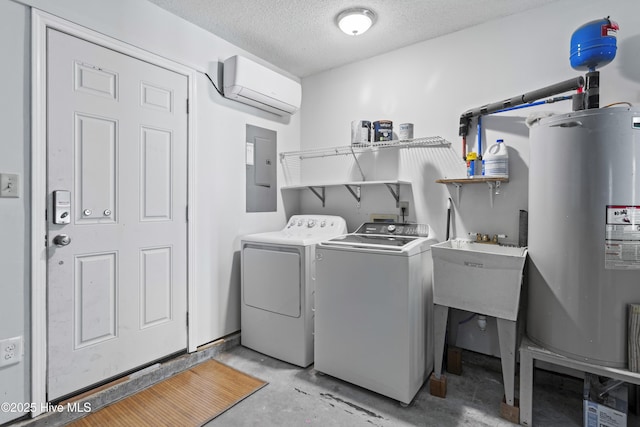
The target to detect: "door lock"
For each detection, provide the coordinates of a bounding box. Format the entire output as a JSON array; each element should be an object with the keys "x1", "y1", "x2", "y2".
[
  {"x1": 53, "y1": 190, "x2": 71, "y2": 224},
  {"x1": 53, "y1": 234, "x2": 71, "y2": 247}
]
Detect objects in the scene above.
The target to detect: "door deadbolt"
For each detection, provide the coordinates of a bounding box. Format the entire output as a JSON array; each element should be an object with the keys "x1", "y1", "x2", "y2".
[
  {"x1": 53, "y1": 190, "x2": 71, "y2": 224},
  {"x1": 53, "y1": 234, "x2": 71, "y2": 247}
]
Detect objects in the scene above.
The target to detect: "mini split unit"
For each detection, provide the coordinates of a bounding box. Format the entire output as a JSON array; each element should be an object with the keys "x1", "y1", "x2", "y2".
[{"x1": 223, "y1": 55, "x2": 301, "y2": 116}]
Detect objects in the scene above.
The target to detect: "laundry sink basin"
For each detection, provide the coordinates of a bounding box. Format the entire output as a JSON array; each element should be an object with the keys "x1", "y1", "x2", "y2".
[{"x1": 431, "y1": 239, "x2": 527, "y2": 321}]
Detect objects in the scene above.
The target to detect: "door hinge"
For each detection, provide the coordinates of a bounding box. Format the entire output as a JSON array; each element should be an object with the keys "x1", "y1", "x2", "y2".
[
  {"x1": 186, "y1": 312, "x2": 189, "y2": 327},
  {"x1": 44, "y1": 234, "x2": 48, "y2": 247},
  {"x1": 186, "y1": 99, "x2": 189, "y2": 114},
  {"x1": 186, "y1": 205, "x2": 189, "y2": 222}
]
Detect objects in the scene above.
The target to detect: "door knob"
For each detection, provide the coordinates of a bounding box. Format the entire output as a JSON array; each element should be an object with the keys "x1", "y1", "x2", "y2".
[{"x1": 53, "y1": 234, "x2": 71, "y2": 247}]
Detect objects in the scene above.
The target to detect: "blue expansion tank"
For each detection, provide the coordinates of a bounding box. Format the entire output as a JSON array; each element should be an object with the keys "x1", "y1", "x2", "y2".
[{"x1": 570, "y1": 18, "x2": 618, "y2": 71}]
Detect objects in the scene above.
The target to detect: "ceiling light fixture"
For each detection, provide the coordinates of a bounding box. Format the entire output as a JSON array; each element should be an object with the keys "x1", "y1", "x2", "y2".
[{"x1": 336, "y1": 8, "x2": 376, "y2": 36}]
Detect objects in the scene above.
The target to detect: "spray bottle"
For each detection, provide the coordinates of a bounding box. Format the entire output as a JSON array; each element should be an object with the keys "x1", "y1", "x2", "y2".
[{"x1": 466, "y1": 152, "x2": 478, "y2": 178}]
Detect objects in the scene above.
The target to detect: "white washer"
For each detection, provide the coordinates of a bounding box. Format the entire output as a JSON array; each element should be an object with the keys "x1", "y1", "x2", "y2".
[
  {"x1": 241, "y1": 215, "x2": 347, "y2": 367},
  {"x1": 314, "y1": 222, "x2": 437, "y2": 405}
]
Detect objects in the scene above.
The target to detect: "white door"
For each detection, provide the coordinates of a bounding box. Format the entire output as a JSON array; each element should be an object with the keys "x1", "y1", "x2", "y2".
[{"x1": 46, "y1": 29, "x2": 188, "y2": 400}]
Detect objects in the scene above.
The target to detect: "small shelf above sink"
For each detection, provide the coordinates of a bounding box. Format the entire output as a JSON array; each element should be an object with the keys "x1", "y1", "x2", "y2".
[{"x1": 436, "y1": 177, "x2": 509, "y2": 207}]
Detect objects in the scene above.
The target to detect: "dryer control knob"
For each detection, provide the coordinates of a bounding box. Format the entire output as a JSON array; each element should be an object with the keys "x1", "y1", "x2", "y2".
[
  {"x1": 307, "y1": 220, "x2": 316, "y2": 228},
  {"x1": 320, "y1": 220, "x2": 326, "y2": 227},
  {"x1": 387, "y1": 224, "x2": 396, "y2": 233}
]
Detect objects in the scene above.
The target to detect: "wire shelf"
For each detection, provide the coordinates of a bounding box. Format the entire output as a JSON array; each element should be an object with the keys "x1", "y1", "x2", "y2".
[{"x1": 279, "y1": 136, "x2": 451, "y2": 161}]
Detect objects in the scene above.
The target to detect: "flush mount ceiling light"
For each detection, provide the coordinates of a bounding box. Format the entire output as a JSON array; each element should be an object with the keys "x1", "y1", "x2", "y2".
[{"x1": 336, "y1": 8, "x2": 376, "y2": 36}]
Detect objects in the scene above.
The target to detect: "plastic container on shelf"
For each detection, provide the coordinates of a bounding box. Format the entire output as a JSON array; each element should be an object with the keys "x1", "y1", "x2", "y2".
[
  {"x1": 351, "y1": 120, "x2": 371, "y2": 146},
  {"x1": 466, "y1": 151, "x2": 478, "y2": 178},
  {"x1": 482, "y1": 139, "x2": 509, "y2": 178},
  {"x1": 398, "y1": 123, "x2": 414, "y2": 140},
  {"x1": 373, "y1": 120, "x2": 393, "y2": 142}
]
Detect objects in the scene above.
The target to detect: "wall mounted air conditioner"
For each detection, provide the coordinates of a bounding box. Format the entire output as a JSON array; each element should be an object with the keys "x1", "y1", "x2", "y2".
[{"x1": 223, "y1": 55, "x2": 301, "y2": 116}]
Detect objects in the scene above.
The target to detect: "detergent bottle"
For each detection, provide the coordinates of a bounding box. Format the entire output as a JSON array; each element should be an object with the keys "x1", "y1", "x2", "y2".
[{"x1": 482, "y1": 139, "x2": 508, "y2": 178}]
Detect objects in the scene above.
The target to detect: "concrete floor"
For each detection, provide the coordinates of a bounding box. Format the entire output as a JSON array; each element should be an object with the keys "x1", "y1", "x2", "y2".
[
  {"x1": 11, "y1": 336, "x2": 638, "y2": 427},
  {"x1": 208, "y1": 345, "x2": 610, "y2": 427}
]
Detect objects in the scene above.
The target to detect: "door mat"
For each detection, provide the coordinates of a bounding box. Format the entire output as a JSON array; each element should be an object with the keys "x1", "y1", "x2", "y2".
[{"x1": 69, "y1": 359, "x2": 267, "y2": 426}]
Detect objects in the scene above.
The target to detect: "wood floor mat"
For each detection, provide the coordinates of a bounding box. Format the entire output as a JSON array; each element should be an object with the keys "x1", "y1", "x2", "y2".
[{"x1": 69, "y1": 359, "x2": 267, "y2": 427}]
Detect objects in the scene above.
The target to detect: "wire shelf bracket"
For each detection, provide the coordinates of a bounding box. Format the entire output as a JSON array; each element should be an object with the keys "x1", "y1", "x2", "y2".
[{"x1": 308, "y1": 186, "x2": 326, "y2": 207}]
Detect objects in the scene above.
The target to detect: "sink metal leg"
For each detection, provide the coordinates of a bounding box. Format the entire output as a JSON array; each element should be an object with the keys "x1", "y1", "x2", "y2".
[
  {"x1": 430, "y1": 304, "x2": 449, "y2": 398},
  {"x1": 519, "y1": 346, "x2": 534, "y2": 426},
  {"x1": 496, "y1": 318, "x2": 517, "y2": 405},
  {"x1": 433, "y1": 304, "x2": 449, "y2": 379},
  {"x1": 497, "y1": 318, "x2": 519, "y2": 423}
]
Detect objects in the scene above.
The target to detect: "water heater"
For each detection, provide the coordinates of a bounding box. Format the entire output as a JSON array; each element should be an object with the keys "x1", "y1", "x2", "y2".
[{"x1": 528, "y1": 107, "x2": 640, "y2": 368}]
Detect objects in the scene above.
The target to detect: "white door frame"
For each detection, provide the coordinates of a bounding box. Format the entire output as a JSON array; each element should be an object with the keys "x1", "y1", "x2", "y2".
[{"x1": 31, "y1": 9, "x2": 198, "y2": 416}]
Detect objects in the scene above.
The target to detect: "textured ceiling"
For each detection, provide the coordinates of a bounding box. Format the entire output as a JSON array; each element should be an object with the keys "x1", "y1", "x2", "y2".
[{"x1": 146, "y1": 0, "x2": 559, "y2": 77}]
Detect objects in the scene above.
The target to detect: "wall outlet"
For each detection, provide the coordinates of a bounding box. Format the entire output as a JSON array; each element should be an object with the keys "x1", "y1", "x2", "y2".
[
  {"x1": 0, "y1": 173, "x2": 19, "y2": 198},
  {"x1": 399, "y1": 201, "x2": 410, "y2": 210},
  {"x1": 0, "y1": 336, "x2": 23, "y2": 368}
]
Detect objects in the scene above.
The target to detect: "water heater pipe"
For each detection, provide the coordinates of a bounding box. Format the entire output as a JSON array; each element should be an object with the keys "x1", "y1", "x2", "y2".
[
  {"x1": 445, "y1": 198, "x2": 452, "y2": 240},
  {"x1": 491, "y1": 95, "x2": 572, "y2": 114},
  {"x1": 458, "y1": 76, "x2": 585, "y2": 137},
  {"x1": 461, "y1": 135, "x2": 467, "y2": 161},
  {"x1": 477, "y1": 115, "x2": 483, "y2": 159}
]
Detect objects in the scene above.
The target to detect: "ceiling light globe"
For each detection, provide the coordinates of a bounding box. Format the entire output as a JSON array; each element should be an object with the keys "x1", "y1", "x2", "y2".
[{"x1": 337, "y1": 8, "x2": 376, "y2": 36}]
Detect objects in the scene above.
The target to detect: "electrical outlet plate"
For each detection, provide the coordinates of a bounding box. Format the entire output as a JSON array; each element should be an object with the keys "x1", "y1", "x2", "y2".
[
  {"x1": 0, "y1": 173, "x2": 19, "y2": 198},
  {"x1": 399, "y1": 201, "x2": 410, "y2": 210},
  {"x1": 0, "y1": 336, "x2": 23, "y2": 367}
]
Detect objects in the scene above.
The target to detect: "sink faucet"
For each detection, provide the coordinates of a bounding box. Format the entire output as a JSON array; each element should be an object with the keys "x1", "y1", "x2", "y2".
[
  {"x1": 469, "y1": 232, "x2": 507, "y2": 244},
  {"x1": 492, "y1": 234, "x2": 507, "y2": 244}
]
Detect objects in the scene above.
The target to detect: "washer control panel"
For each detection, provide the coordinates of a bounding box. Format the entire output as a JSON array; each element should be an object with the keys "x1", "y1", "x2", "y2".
[
  {"x1": 355, "y1": 222, "x2": 430, "y2": 237},
  {"x1": 285, "y1": 215, "x2": 347, "y2": 236}
]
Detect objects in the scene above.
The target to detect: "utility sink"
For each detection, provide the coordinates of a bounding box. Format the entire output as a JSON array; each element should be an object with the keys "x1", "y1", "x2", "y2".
[
  {"x1": 431, "y1": 239, "x2": 527, "y2": 321},
  {"x1": 430, "y1": 239, "x2": 528, "y2": 411}
]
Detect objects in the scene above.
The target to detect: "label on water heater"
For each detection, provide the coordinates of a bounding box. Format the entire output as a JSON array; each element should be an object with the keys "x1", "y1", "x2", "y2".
[{"x1": 605, "y1": 205, "x2": 640, "y2": 270}]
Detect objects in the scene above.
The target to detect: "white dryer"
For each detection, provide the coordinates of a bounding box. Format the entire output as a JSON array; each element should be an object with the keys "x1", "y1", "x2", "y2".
[
  {"x1": 314, "y1": 222, "x2": 438, "y2": 405},
  {"x1": 241, "y1": 215, "x2": 347, "y2": 367}
]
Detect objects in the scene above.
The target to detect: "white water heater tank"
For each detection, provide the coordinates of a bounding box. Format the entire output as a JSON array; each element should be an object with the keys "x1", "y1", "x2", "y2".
[{"x1": 528, "y1": 107, "x2": 640, "y2": 368}]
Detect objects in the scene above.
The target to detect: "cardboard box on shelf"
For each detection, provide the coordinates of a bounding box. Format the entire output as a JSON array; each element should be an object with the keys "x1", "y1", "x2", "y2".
[{"x1": 583, "y1": 373, "x2": 627, "y2": 427}]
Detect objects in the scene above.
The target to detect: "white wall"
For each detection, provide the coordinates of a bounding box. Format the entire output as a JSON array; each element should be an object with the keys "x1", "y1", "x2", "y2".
[
  {"x1": 300, "y1": 0, "x2": 640, "y2": 351},
  {"x1": 0, "y1": 2, "x2": 30, "y2": 424},
  {"x1": 301, "y1": 0, "x2": 640, "y2": 240},
  {"x1": 2, "y1": 0, "x2": 299, "y2": 420}
]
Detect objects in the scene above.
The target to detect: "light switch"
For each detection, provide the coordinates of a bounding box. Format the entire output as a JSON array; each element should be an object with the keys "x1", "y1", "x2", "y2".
[{"x1": 0, "y1": 173, "x2": 19, "y2": 198}]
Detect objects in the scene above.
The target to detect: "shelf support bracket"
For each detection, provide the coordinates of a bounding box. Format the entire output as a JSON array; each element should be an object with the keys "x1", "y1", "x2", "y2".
[
  {"x1": 344, "y1": 184, "x2": 362, "y2": 207},
  {"x1": 487, "y1": 181, "x2": 501, "y2": 208},
  {"x1": 308, "y1": 186, "x2": 326, "y2": 207},
  {"x1": 385, "y1": 183, "x2": 401, "y2": 207},
  {"x1": 452, "y1": 183, "x2": 462, "y2": 206},
  {"x1": 349, "y1": 146, "x2": 366, "y2": 181}
]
